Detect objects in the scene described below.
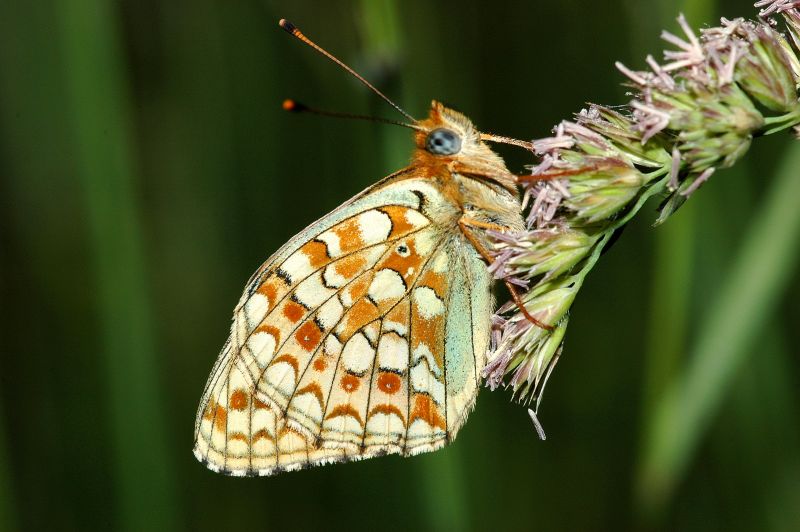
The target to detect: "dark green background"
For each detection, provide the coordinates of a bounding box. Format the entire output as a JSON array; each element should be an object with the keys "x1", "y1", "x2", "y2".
[{"x1": 1, "y1": 0, "x2": 798, "y2": 530}]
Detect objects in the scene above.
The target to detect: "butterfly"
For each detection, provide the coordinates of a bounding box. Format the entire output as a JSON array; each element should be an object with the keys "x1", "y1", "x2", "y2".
[{"x1": 193, "y1": 19, "x2": 546, "y2": 476}]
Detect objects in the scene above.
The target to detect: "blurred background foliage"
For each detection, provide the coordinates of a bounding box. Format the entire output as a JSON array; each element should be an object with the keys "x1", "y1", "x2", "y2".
[{"x1": 0, "y1": 0, "x2": 798, "y2": 530}]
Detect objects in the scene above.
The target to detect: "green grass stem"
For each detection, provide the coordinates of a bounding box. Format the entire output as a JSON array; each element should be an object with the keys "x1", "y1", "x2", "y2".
[
  {"x1": 55, "y1": 1, "x2": 180, "y2": 529},
  {"x1": 637, "y1": 141, "x2": 800, "y2": 515}
]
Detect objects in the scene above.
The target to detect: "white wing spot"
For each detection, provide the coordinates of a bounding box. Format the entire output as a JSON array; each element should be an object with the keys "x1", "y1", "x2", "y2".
[
  {"x1": 408, "y1": 418, "x2": 443, "y2": 438},
  {"x1": 281, "y1": 251, "x2": 313, "y2": 283},
  {"x1": 413, "y1": 231, "x2": 437, "y2": 256},
  {"x1": 294, "y1": 271, "x2": 336, "y2": 308},
  {"x1": 317, "y1": 297, "x2": 344, "y2": 330},
  {"x1": 317, "y1": 231, "x2": 342, "y2": 258},
  {"x1": 322, "y1": 263, "x2": 348, "y2": 288},
  {"x1": 264, "y1": 361, "x2": 296, "y2": 394},
  {"x1": 363, "y1": 321, "x2": 380, "y2": 344},
  {"x1": 377, "y1": 333, "x2": 409, "y2": 372},
  {"x1": 341, "y1": 332, "x2": 374, "y2": 374},
  {"x1": 227, "y1": 366, "x2": 251, "y2": 391},
  {"x1": 411, "y1": 361, "x2": 445, "y2": 404},
  {"x1": 244, "y1": 293, "x2": 269, "y2": 326},
  {"x1": 324, "y1": 335, "x2": 343, "y2": 357},
  {"x1": 412, "y1": 286, "x2": 445, "y2": 319},
  {"x1": 290, "y1": 392, "x2": 324, "y2": 424},
  {"x1": 384, "y1": 318, "x2": 407, "y2": 337},
  {"x1": 247, "y1": 330, "x2": 277, "y2": 367},
  {"x1": 357, "y1": 210, "x2": 392, "y2": 245},
  {"x1": 340, "y1": 289, "x2": 354, "y2": 308},
  {"x1": 404, "y1": 209, "x2": 430, "y2": 230},
  {"x1": 368, "y1": 269, "x2": 406, "y2": 302}
]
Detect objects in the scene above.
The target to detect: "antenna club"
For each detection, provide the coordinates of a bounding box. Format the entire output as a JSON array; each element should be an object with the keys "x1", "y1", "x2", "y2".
[
  {"x1": 278, "y1": 19, "x2": 297, "y2": 34},
  {"x1": 282, "y1": 99, "x2": 306, "y2": 112}
]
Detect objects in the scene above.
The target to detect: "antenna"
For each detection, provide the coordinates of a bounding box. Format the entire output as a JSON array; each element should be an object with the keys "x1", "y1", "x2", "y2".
[
  {"x1": 480, "y1": 132, "x2": 534, "y2": 151},
  {"x1": 282, "y1": 99, "x2": 422, "y2": 131},
  {"x1": 279, "y1": 19, "x2": 415, "y2": 122}
]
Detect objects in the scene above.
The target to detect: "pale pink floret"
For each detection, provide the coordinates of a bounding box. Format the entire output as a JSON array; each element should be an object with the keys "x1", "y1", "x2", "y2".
[
  {"x1": 754, "y1": 0, "x2": 800, "y2": 17},
  {"x1": 661, "y1": 14, "x2": 705, "y2": 72},
  {"x1": 631, "y1": 100, "x2": 671, "y2": 142}
]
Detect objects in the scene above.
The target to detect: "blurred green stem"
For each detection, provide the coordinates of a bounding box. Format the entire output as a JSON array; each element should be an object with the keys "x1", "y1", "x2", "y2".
[
  {"x1": 637, "y1": 141, "x2": 800, "y2": 515},
  {"x1": 641, "y1": 209, "x2": 695, "y2": 419},
  {"x1": 55, "y1": 1, "x2": 179, "y2": 529},
  {"x1": 0, "y1": 400, "x2": 16, "y2": 531},
  {"x1": 734, "y1": 326, "x2": 800, "y2": 530},
  {"x1": 762, "y1": 109, "x2": 800, "y2": 134}
]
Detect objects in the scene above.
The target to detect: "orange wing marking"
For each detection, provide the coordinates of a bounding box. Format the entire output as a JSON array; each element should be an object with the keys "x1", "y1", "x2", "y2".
[
  {"x1": 340, "y1": 374, "x2": 360, "y2": 393},
  {"x1": 270, "y1": 354, "x2": 299, "y2": 375},
  {"x1": 368, "y1": 403, "x2": 406, "y2": 424},
  {"x1": 295, "y1": 382, "x2": 325, "y2": 406},
  {"x1": 282, "y1": 300, "x2": 305, "y2": 322},
  {"x1": 333, "y1": 219, "x2": 365, "y2": 254},
  {"x1": 299, "y1": 240, "x2": 331, "y2": 269},
  {"x1": 295, "y1": 321, "x2": 323, "y2": 351},
  {"x1": 377, "y1": 372, "x2": 402, "y2": 394},
  {"x1": 229, "y1": 389, "x2": 249, "y2": 411},
  {"x1": 325, "y1": 404, "x2": 364, "y2": 427},
  {"x1": 410, "y1": 395, "x2": 446, "y2": 431}
]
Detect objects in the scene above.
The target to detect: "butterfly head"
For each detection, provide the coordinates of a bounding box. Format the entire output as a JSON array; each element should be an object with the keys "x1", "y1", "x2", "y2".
[{"x1": 414, "y1": 101, "x2": 517, "y2": 192}]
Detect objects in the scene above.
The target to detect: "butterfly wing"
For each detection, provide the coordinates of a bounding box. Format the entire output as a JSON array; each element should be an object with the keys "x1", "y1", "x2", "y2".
[{"x1": 194, "y1": 174, "x2": 494, "y2": 476}]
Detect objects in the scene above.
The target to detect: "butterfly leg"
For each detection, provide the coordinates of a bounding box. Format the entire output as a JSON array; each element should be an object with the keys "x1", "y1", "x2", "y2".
[
  {"x1": 458, "y1": 216, "x2": 554, "y2": 331},
  {"x1": 515, "y1": 164, "x2": 602, "y2": 183}
]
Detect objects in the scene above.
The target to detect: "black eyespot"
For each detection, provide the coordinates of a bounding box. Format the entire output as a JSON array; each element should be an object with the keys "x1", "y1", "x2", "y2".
[
  {"x1": 425, "y1": 128, "x2": 461, "y2": 155},
  {"x1": 396, "y1": 244, "x2": 410, "y2": 257}
]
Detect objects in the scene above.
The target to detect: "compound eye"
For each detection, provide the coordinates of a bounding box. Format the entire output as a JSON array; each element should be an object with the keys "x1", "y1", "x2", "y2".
[{"x1": 425, "y1": 128, "x2": 461, "y2": 155}]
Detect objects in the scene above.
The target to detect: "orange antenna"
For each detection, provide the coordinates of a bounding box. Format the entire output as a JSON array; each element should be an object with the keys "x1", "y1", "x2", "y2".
[
  {"x1": 282, "y1": 99, "x2": 422, "y2": 131},
  {"x1": 279, "y1": 19, "x2": 415, "y2": 122},
  {"x1": 480, "y1": 132, "x2": 534, "y2": 151}
]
